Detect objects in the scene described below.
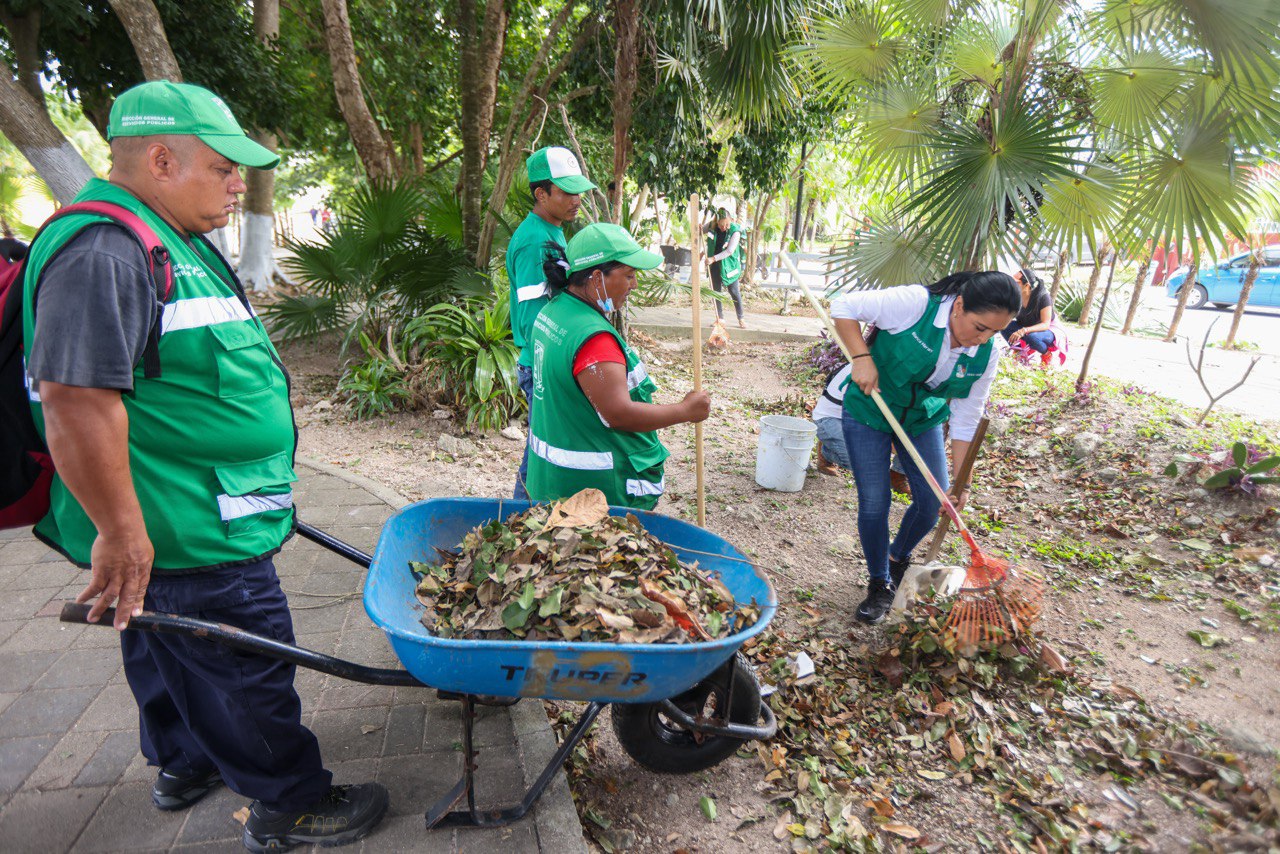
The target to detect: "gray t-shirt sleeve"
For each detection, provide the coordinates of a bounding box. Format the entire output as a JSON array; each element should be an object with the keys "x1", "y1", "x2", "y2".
[{"x1": 27, "y1": 224, "x2": 156, "y2": 391}]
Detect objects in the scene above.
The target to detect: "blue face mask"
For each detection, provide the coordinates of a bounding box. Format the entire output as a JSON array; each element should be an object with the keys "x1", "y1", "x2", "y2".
[{"x1": 593, "y1": 276, "x2": 615, "y2": 314}]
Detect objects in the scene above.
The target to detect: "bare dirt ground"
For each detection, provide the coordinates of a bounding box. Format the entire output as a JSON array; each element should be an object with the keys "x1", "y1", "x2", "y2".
[{"x1": 279, "y1": 332, "x2": 1280, "y2": 853}]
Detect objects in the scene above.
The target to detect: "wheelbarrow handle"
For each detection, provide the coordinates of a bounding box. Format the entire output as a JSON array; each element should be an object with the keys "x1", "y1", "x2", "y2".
[
  {"x1": 295, "y1": 521, "x2": 372, "y2": 568},
  {"x1": 59, "y1": 603, "x2": 421, "y2": 687}
]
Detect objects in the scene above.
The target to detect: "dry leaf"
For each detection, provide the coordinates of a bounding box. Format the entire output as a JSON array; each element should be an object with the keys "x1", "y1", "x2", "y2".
[
  {"x1": 232, "y1": 806, "x2": 251, "y2": 826},
  {"x1": 882, "y1": 822, "x2": 921, "y2": 839},
  {"x1": 948, "y1": 732, "x2": 966, "y2": 762},
  {"x1": 543, "y1": 488, "x2": 609, "y2": 529}
]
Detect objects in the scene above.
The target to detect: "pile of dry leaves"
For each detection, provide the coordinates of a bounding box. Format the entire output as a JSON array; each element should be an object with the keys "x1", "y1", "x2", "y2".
[{"x1": 410, "y1": 489, "x2": 760, "y2": 643}]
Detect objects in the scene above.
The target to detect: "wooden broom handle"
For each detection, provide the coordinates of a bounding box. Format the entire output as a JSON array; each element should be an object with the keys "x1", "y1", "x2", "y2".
[
  {"x1": 921, "y1": 417, "x2": 989, "y2": 564},
  {"x1": 689, "y1": 194, "x2": 705, "y2": 527}
]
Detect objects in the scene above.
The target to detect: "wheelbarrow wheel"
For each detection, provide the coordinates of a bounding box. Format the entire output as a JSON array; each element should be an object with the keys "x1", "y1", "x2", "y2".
[{"x1": 610, "y1": 653, "x2": 760, "y2": 774}]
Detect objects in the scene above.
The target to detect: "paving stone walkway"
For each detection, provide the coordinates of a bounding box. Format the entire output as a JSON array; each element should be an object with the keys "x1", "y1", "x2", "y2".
[{"x1": 0, "y1": 462, "x2": 584, "y2": 853}]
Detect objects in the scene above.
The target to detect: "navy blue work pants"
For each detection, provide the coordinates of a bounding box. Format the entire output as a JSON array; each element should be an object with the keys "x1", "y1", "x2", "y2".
[
  {"x1": 120, "y1": 556, "x2": 332, "y2": 811},
  {"x1": 514, "y1": 363, "x2": 534, "y2": 500}
]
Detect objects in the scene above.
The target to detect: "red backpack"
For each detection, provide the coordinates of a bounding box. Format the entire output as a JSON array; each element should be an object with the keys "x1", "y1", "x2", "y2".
[{"x1": 0, "y1": 201, "x2": 173, "y2": 530}]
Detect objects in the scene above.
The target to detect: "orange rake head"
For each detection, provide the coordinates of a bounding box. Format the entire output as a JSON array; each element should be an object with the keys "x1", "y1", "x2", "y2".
[{"x1": 943, "y1": 561, "x2": 1048, "y2": 653}]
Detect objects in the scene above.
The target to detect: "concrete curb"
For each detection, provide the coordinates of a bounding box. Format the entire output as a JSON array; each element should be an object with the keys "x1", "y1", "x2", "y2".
[{"x1": 294, "y1": 456, "x2": 588, "y2": 853}]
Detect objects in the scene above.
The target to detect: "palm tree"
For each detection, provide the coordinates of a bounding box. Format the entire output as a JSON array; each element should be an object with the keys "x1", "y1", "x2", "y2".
[{"x1": 798, "y1": 0, "x2": 1280, "y2": 298}]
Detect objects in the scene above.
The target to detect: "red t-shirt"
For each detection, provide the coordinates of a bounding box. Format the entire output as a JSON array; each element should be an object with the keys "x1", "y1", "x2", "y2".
[{"x1": 572, "y1": 331, "x2": 625, "y2": 376}]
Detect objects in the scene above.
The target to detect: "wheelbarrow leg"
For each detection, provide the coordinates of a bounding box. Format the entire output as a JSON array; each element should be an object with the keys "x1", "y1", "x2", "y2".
[{"x1": 425, "y1": 699, "x2": 605, "y2": 829}]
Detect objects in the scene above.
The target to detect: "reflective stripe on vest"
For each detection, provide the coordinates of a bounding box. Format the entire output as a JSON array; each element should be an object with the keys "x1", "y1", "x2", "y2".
[
  {"x1": 626, "y1": 363, "x2": 648, "y2": 390},
  {"x1": 529, "y1": 434, "x2": 613, "y2": 471},
  {"x1": 162, "y1": 296, "x2": 253, "y2": 334},
  {"x1": 217, "y1": 491, "x2": 294, "y2": 522},
  {"x1": 517, "y1": 282, "x2": 548, "y2": 302},
  {"x1": 625, "y1": 477, "x2": 664, "y2": 497}
]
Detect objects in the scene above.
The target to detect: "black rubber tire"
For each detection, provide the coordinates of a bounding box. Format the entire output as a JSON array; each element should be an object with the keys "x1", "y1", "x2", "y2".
[
  {"x1": 611, "y1": 653, "x2": 761, "y2": 774},
  {"x1": 1187, "y1": 284, "x2": 1209, "y2": 309}
]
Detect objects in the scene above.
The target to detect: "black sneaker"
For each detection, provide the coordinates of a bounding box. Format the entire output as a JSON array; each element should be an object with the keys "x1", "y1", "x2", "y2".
[
  {"x1": 243, "y1": 783, "x2": 389, "y2": 852},
  {"x1": 889, "y1": 556, "x2": 911, "y2": 588},
  {"x1": 152, "y1": 766, "x2": 223, "y2": 811},
  {"x1": 855, "y1": 579, "x2": 896, "y2": 625}
]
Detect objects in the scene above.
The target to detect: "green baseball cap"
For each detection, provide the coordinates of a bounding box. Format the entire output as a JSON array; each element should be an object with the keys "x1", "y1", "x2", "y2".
[
  {"x1": 566, "y1": 223, "x2": 662, "y2": 274},
  {"x1": 107, "y1": 81, "x2": 280, "y2": 170},
  {"x1": 526, "y1": 146, "x2": 596, "y2": 194}
]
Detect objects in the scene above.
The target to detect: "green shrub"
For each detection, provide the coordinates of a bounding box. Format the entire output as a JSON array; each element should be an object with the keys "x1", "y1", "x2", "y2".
[
  {"x1": 338, "y1": 337, "x2": 410, "y2": 420},
  {"x1": 403, "y1": 289, "x2": 523, "y2": 432},
  {"x1": 1054, "y1": 278, "x2": 1126, "y2": 328}
]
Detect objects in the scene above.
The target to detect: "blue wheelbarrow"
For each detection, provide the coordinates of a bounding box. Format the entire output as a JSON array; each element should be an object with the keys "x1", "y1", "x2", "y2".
[{"x1": 61, "y1": 497, "x2": 778, "y2": 831}]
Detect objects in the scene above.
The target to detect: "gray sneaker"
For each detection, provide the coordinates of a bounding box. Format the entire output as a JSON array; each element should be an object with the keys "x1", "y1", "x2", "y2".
[{"x1": 242, "y1": 783, "x2": 389, "y2": 852}]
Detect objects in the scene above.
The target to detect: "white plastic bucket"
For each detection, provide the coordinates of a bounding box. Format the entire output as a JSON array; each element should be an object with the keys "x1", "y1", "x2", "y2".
[{"x1": 755, "y1": 415, "x2": 818, "y2": 492}]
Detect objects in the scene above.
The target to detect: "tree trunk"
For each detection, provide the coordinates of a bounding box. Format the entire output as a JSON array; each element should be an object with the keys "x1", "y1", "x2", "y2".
[
  {"x1": 0, "y1": 75, "x2": 96, "y2": 204},
  {"x1": 609, "y1": 0, "x2": 639, "y2": 223},
  {"x1": 1164, "y1": 250, "x2": 1198, "y2": 341},
  {"x1": 457, "y1": 0, "x2": 508, "y2": 256},
  {"x1": 321, "y1": 0, "x2": 394, "y2": 182},
  {"x1": 1224, "y1": 250, "x2": 1261, "y2": 348},
  {"x1": 1120, "y1": 249, "x2": 1152, "y2": 335},
  {"x1": 0, "y1": 9, "x2": 45, "y2": 104},
  {"x1": 239, "y1": 0, "x2": 284, "y2": 293},
  {"x1": 1076, "y1": 251, "x2": 1119, "y2": 391},
  {"x1": 1078, "y1": 243, "x2": 1110, "y2": 326},
  {"x1": 408, "y1": 122, "x2": 425, "y2": 176},
  {"x1": 746, "y1": 192, "x2": 774, "y2": 286},
  {"x1": 1049, "y1": 249, "x2": 1068, "y2": 301},
  {"x1": 475, "y1": 14, "x2": 597, "y2": 264},
  {"x1": 802, "y1": 196, "x2": 818, "y2": 250},
  {"x1": 628, "y1": 184, "x2": 650, "y2": 228},
  {"x1": 107, "y1": 0, "x2": 182, "y2": 81}
]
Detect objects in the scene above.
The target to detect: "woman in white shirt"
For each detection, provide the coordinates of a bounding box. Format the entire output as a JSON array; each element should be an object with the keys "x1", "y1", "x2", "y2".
[{"x1": 830, "y1": 272, "x2": 1020, "y2": 624}]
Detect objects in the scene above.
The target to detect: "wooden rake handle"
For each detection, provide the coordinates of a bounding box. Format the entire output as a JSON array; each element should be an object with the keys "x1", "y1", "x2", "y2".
[{"x1": 921, "y1": 417, "x2": 989, "y2": 564}]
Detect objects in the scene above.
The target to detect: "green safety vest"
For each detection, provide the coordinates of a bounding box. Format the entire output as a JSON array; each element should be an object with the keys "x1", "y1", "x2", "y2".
[
  {"x1": 843, "y1": 295, "x2": 993, "y2": 436},
  {"x1": 526, "y1": 292, "x2": 668, "y2": 509},
  {"x1": 21, "y1": 179, "x2": 297, "y2": 572},
  {"x1": 706, "y1": 223, "x2": 744, "y2": 285}
]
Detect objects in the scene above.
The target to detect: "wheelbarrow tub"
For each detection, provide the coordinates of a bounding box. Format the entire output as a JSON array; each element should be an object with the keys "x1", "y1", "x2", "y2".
[{"x1": 364, "y1": 498, "x2": 777, "y2": 703}]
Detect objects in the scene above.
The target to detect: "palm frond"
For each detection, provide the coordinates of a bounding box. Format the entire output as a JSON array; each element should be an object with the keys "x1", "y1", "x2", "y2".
[
  {"x1": 825, "y1": 222, "x2": 944, "y2": 291},
  {"x1": 260, "y1": 294, "x2": 348, "y2": 342},
  {"x1": 945, "y1": 8, "x2": 1014, "y2": 89},
  {"x1": 801, "y1": 6, "x2": 906, "y2": 94},
  {"x1": 1036, "y1": 160, "x2": 1127, "y2": 259},
  {"x1": 1088, "y1": 46, "x2": 1190, "y2": 143},
  {"x1": 1151, "y1": 0, "x2": 1280, "y2": 83}
]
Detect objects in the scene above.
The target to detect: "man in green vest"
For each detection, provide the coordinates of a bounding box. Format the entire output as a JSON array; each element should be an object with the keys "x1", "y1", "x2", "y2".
[
  {"x1": 21, "y1": 81, "x2": 387, "y2": 852},
  {"x1": 704, "y1": 207, "x2": 746, "y2": 328},
  {"x1": 506, "y1": 146, "x2": 596, "y2": 499}
]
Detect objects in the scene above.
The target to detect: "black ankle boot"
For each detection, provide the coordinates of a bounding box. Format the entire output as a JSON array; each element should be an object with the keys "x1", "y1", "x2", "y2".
[
  {"x1": 242, "y1": 783, "x2": 389, "y2": 852},
  {"x1": 889, "y1": 556, "x2": 911, "y2": 588},
  {"x1": 856, "y1": 578, "x2": 896, "y2": 624}
]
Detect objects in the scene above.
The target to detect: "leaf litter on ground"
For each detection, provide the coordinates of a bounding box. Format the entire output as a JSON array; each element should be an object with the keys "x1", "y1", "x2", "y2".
[{"x1": 409, "y1": 488, "x2": 760, "y2": 642}]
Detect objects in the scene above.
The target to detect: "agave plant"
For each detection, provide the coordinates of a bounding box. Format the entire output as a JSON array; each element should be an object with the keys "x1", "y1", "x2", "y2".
[{"x1": 262, "y1": 181, "x2": 486, "y2": 355}]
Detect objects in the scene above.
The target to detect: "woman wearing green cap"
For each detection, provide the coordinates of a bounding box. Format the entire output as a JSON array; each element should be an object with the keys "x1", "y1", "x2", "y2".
[{"x1": 525, "y1": 223, "x2": 711, "y2": 509}]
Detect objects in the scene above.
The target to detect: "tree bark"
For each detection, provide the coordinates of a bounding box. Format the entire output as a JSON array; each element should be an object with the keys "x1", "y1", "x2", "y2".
[
  {"x1": 745, "y1": 192, "x2": 774, "y2": 286},
  {"x1": 458, "y1": 0, "x2": 509, "y2": 255},
  {"x1": 0, "y1": 75, "x2": 96, "y2": 205},
  {"x1": 0, "y1": 8, "x2": 45, "y2": 105},
  {"x1": 1049, "y1": 249, "x2": 1068, "y2": 301},
  {"x1": 408, "y1": 122, "x2": 425, "y2": 176},
  {"x1": 802, "y1": 196, "x2": 818, "y2": 250},
  {"x1": 475, "y1": 9, "x2": 598, "y2": 265},
  {"x1": 1076, "y1": 250, "x2": 1119, "y2": 391},
  {"x1": 1164, "y1": 250, "x2": 1198, "y2": 341},
  {"x1": 609, "y1": 0, "x2": 639, "y2": 223},
  {"x1": 107, "y1": 0, "x2": 182, "y2": 81},
  {"x1": 1078, "y1": 243, "x2": 1110, "y2": 326},
  {"x1": 1224, "y1": 250, "x2": 1261, "y2": 348},
  {"x1": 1120, "y1": 249, "x2": 1152, "y2": 335},
  {"x1": 239, "y1": 0, "x2": 284, "y2": 293},
  {"x1": 321, "y1": 0, "x2": 394, "y2": 182}
]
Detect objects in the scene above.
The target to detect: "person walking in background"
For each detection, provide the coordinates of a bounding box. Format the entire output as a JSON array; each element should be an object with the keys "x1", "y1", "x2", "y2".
[
  {"x1": 704, "y1": 207, "x2": 746, "y2": 328},
  {"x1": 18, "y1": 81, "x2": 388, "y2": 851},
  {"x1": 505, "y1": 146, "x2": 597, "y2": 499},
  {"x1": 830, "y1": 272, "x2": 1020, "y2": 624}
]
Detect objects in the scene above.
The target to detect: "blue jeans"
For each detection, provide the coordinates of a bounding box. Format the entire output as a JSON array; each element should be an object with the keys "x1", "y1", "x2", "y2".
[
  {"x1": 514, "y1": 364, "x2": 534, "y2": 500},
  {"x1": 120, "y1": 557, "x2": 332, "y2": 810},
  {"x1": 1001, "y1": 320, "x2": 1056, "y2": 353},
  {"x1": 841, "y1": 412, "x2": 950, "y2": 582},
  {"x1": 814, "y1": 417, "x2": 850, "y2": 469}
]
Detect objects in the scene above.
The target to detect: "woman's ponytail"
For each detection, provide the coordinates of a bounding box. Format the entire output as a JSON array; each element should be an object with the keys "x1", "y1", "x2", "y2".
[{"x1": 542, "y1": 241, "x2": 572, "y2": 295}]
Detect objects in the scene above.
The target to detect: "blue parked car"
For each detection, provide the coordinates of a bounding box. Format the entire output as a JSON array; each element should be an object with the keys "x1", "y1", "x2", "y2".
[{"x1": 1166, "y1": 246, "x2": 1280, "y2": 309}]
